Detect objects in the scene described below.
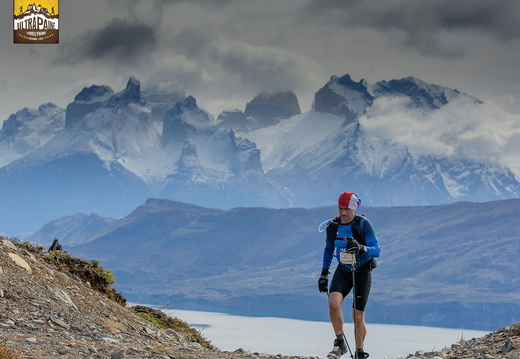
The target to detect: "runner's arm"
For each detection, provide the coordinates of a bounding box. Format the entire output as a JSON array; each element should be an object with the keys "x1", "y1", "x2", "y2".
[
  {"x1": 322, "y1": 239, "x2": 335, "y2": 270},
  {"x1": 361, "y1": 218, "x2": 380, "y2": 257}
]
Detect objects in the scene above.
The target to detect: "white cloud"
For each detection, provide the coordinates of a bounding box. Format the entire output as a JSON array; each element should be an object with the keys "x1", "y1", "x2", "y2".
[
  {"x1": 164, "y1": 27, "x2": 325, "y2": 114},
  {"x1": 360, "y1": 97, "x2": 520, "y2": 175}
]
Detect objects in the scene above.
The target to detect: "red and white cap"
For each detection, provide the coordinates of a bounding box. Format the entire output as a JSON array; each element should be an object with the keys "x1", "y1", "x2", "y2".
[{"x1": 337, "y1": 191, "x2": 361, "y2": 210}]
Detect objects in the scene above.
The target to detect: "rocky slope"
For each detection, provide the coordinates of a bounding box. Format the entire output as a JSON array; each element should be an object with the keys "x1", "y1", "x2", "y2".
[
  {"x1": 1, "y1": 236, "x2": 519, "y2": 359},
  {"x1": 0, "y1": 237, "x2": 317, "y2": 359},
  {"x1": 399, "y1": 322, "x2": 520, "y2": 359}
]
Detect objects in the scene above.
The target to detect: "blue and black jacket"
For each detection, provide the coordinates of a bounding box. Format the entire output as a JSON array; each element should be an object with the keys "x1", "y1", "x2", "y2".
[{"x1": 322, "y1": 215, "x2": 380, "y2": 272}]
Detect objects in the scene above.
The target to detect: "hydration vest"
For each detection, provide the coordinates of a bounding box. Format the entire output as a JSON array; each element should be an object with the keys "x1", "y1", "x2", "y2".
[
  {"x1": 326, "y1": 215, "x2": 365, "y2": 244},
  {"x1": 326, "y1": 214, "x2": 377, "y2": 270}
]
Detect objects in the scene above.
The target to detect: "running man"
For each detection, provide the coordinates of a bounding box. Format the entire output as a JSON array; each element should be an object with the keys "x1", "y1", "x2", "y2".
[{"x1": 318, "y1": 192, "x2": 381, "y2": 359}]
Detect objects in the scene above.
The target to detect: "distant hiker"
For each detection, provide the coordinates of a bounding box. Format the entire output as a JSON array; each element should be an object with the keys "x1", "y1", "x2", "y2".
[{"x1": 318, "y1": 192, "x2": 380, "y2": 359}]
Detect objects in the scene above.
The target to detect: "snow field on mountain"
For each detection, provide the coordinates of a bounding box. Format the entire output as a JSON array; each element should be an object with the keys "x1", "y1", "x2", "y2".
[{"x1": 246, "y1": 111, "x2": 344, "y2": 171}]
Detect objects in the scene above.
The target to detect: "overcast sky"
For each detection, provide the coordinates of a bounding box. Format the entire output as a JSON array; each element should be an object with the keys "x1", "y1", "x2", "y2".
[{"x1": 2, "y1": 0, "x2": 520, "y2": 173}]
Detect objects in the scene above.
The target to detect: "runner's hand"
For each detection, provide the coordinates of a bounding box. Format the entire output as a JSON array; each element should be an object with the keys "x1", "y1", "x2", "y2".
[
  {"x1": 347, "y1": 239, "x2": 366, "y2": 253},
  {"x1": 318, "y1": 269, "x2": 329, "y2": 293}
]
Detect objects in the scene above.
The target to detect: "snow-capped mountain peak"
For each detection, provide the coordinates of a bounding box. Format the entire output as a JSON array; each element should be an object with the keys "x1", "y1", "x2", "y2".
[
  {"x1": 371, "y1": 76, "x2": 480, "y2": 110},
  {"x1": 160, "y1": 95, "x2": 214, "y2": 149},
  {"x1": 0, "y1": 73, "x2": 518, "y2": 233},
  {"x1": 171, "y1": 139, "x2": 211, "y2": 183},
  {"x1": 108, "y1": 77, "x2": 145, "y2": 108},
  {"x1": 0, "y1": 103, "x2": 65, "y2": 166},
  {"x1": 72, "y1": 85, "x2": 114, "y2": 105},
  {"x1": 313, "y1": 74, "x2": 374, "y2": 120}
]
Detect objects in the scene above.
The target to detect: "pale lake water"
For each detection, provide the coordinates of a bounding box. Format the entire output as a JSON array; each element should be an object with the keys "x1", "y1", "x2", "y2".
[{"x1": 161, "y1": 309, "x2": 488, "y2": 359}]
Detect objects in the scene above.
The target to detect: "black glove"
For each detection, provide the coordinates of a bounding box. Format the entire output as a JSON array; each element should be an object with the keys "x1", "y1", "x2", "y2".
[
  {"x1": 318, "y1": 269, "x2": 329, "y2": 293},
  {"x1": 347, "y1": 239, "x2": 367, "y2": 253}
]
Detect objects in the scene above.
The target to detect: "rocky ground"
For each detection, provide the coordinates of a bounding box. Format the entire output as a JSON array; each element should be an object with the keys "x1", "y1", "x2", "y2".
[
  {"x1": 397, "y1": 323, "x2": 520, "y2": 359},
  {"x1": 1, "y1": 236, "x2": 519, "y2": 359},
  {"x1": 0, "y1": 237, "x2": 320, "y2": 359}
]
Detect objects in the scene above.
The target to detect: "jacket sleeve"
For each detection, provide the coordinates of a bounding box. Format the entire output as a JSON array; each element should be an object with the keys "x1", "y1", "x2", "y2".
[
  {"x1": 322, "y1": 230, "x2": 335, "y2": 270},
  {"x1": 360, "y1": 217, "x2": 380, "y2": 258}
]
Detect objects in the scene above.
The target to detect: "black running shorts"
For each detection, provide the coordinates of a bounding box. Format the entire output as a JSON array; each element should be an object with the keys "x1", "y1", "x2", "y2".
[{"x1": 329, "y1": 265, "x2": 372, "y2": 311}]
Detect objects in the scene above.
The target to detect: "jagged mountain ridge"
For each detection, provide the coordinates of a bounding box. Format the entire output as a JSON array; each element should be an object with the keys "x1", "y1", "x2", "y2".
[
  {"x1": 0, "y1": 79, "x2": 156, "y2": 233},
  {"x1": 0, "y1": 103, "x2": 65, "y2": 167},
  {"x1": 217, "y1": 91, "x2": 301, "y2": 132},
  {"x1": 371, "y1": 75, "x2": 476, "y2": 110},
  {"x1": 313, "y1": 74, "x2": 374, "y2": 120},
  {"x1": 1, "y1": 74, "x2": 519, "y2": 233},
  {"x1": 246, "y1": 74, "x2": 518, "y2": 207},
  {"x1": 0, "y1": 78, "x2": 287, "y2": 233}
]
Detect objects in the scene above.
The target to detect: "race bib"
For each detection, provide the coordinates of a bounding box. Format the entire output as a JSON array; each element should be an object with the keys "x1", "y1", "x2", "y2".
[{"x1": 340, "y1": 251, "x2": 356, "y2": 264}]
